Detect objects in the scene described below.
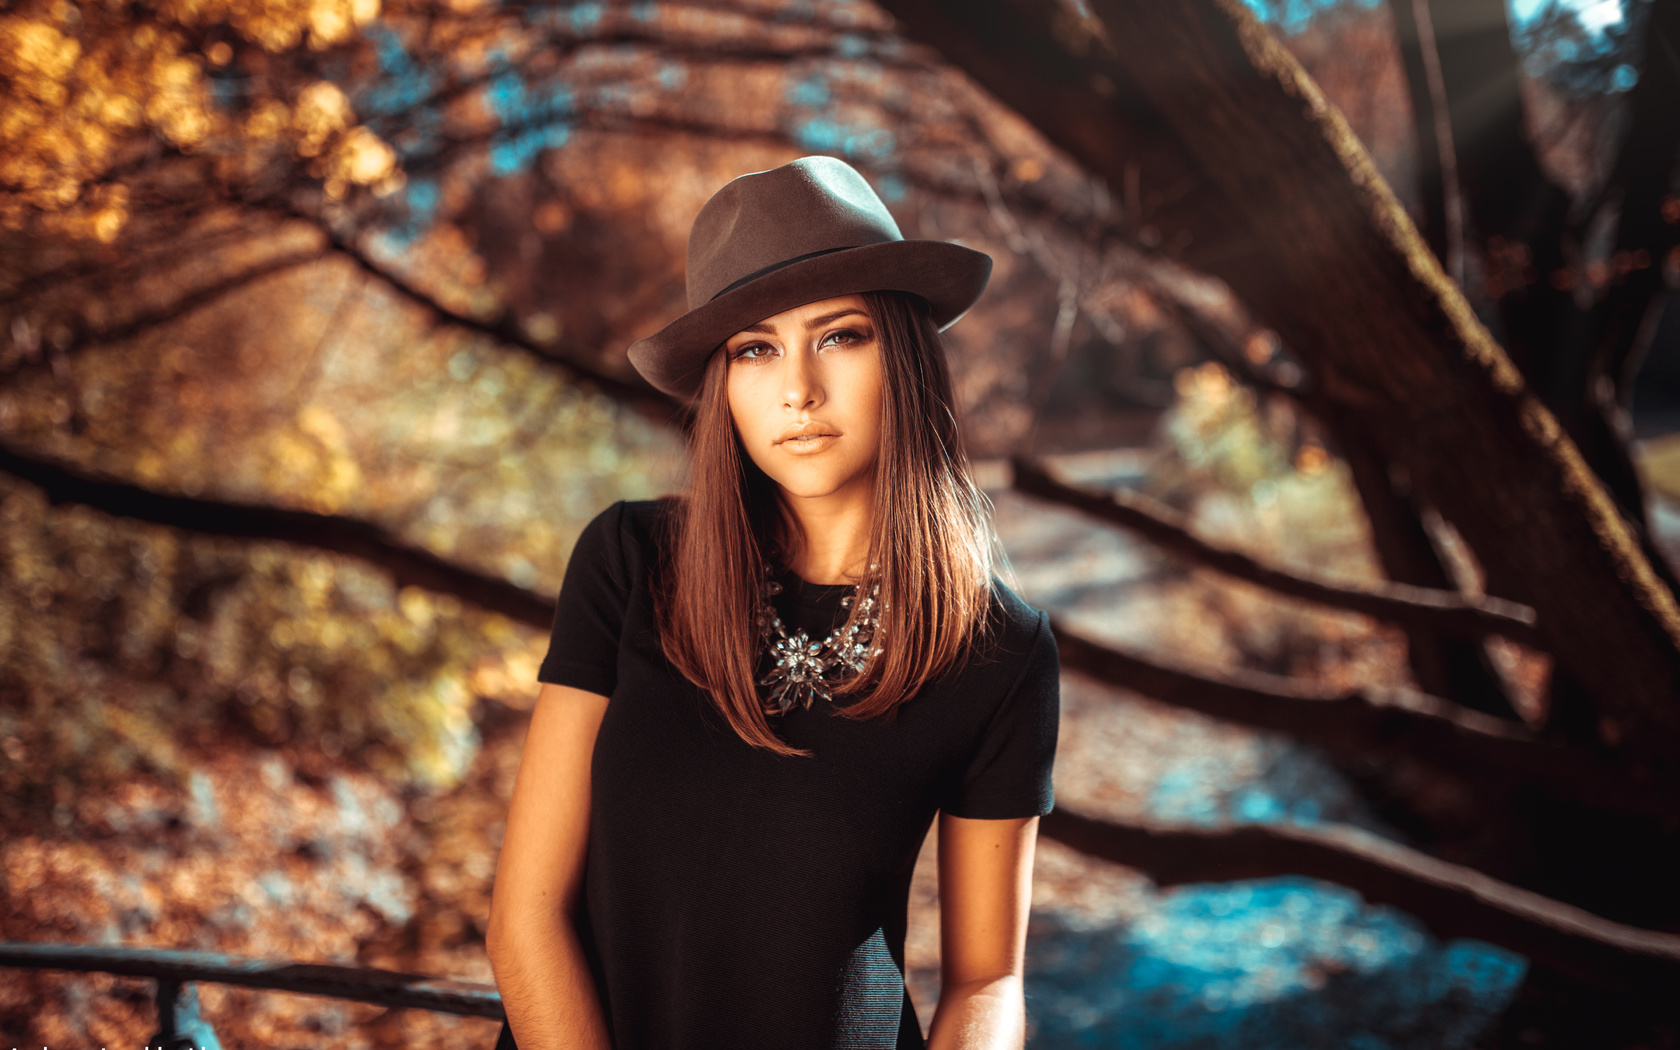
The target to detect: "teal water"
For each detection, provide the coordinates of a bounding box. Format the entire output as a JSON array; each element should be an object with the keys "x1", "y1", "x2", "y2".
[{"x1": 1024, "y1": 877, "x2": 1526, "y2": 1049}]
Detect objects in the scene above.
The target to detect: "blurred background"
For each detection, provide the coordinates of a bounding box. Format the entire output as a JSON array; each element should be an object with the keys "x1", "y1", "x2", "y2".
[{"x1": 2, "y1": 0, "x2": 1678, "y2": 1045}]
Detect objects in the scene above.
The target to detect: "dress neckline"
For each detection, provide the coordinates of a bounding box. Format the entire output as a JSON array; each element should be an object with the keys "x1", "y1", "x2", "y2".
[{"x1": 772, "y1": 565, "x2": 860, "y2": 611}]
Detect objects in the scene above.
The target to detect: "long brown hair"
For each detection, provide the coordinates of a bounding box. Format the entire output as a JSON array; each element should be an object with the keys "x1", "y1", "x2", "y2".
[{"x1": 651, "y1": 290, "x2": 1007, "y2": 757}]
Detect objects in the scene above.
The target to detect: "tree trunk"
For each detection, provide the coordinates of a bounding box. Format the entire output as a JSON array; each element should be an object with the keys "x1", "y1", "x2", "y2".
[{"x1": 1316, "y1": 400, "x2": 1522, "y2": 718}]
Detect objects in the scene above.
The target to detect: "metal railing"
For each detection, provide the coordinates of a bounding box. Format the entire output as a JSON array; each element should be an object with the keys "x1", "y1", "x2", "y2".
[{"x1": 0, "y1": 941, "x2": 504, "y2": 1048}]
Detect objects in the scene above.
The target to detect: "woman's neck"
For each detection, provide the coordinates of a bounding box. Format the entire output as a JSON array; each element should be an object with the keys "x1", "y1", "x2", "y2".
[{"x1": 776, "y1": 483, "x2": 874, "y2": 586}]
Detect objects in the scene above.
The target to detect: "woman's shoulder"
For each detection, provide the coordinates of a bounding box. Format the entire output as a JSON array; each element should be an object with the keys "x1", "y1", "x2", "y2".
[
  {"x1": 618, "y1": 495, "x2": 680, "y2": 540},
  {"x1": 586, "y1": 496, "x2": 680, "y2": 566},
  {"x1": 986, "y1": 573, "x2": 1047, "y2": 629},
  {"x1": 977, "y1": 573, "x2": 1052, "y2": 665}
]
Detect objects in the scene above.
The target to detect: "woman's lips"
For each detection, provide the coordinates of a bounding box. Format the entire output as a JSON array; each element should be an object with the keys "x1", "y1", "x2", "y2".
[{"x1": 778, "y1": 433, "x2": 838, "y2": 455}]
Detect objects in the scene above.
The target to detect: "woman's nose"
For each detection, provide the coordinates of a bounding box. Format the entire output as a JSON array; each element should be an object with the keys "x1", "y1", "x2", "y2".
[{"x1": 782, "y1": 345, "x2": 823, "y2": 409}]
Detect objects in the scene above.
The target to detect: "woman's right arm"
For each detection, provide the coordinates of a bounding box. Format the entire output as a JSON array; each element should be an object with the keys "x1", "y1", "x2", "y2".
[{"x1": 487, "y1": 681, "x2": 614, "y2": 1050}]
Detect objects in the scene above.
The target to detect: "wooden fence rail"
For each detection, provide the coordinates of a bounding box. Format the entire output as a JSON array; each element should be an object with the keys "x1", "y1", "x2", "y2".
[{"x1": 0, "y1": 942, "x2": 504, "y2": 1048}]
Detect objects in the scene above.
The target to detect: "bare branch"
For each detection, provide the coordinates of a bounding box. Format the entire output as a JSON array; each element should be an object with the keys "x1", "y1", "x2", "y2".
[
  {"x1": 253, "y1": 200, "x2": 685, "y2": 430},
  {"x1": 1135, "y1": 274, "x2": 1304, "y2": 397},
  {"x1": 0, "y1": 200, "x2": 259, "y2": 307},
  {"x1": 0, "y1": 441, "x2": 557, "y2": 633},
  {"x1": 1038, "y1": 804, "x2": 1680, "y2": 997},
  {"x1": 1390, "y1": 0, "x2": 1466, "y2": 286},
  {"x1": 360, "y1": 25, "x2": 935, "y2": 136},
  {"x1": 16, "y1": 250, "x2": 328, "y2": 375},
  {"x1": 1013, "y1": 457, "x2": 1541, "y2": 646},
  {"x1": 1050, "y1": 618, "x2": 1671, "y2": 819}
]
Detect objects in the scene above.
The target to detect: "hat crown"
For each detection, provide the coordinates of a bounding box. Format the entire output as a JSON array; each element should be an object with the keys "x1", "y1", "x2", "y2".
[{"x1": 686, "y1": 156, "x2": 903, "y2": 309}]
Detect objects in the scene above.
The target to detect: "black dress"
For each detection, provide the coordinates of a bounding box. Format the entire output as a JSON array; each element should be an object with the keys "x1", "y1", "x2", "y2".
[{"x1": 496, "y1": 498, "x2": 1059, "y2": 1050}]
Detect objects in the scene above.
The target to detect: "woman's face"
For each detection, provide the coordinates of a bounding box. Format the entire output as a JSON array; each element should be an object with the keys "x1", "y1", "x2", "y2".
[{"x1": 724, "y1": 293, "x2": 884, "y2": 504}]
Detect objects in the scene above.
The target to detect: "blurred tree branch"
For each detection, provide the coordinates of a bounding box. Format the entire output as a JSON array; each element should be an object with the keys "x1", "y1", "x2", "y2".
[
  {"x1": 1388, "y1": 0, "x2": 1465, "y2": 286},
  {"x1": 1049, "y1": 619, "x2": 1673, "y2": 821},
  {"x1": 1013, "y1": 456, "x2": 1541, "y2": 646},
  {"x1": 0, "y1": 440, "x2": 556, "y2": 632},
  {"x1": 1039, "y1": 804, "x2": 1680, "y2": 998},
  {"x1": 2, "y1": 249, "x2": 328, "y2": 380},
  {"x1": 248, "y1": 200, "x2": 686, "y2": 429}
]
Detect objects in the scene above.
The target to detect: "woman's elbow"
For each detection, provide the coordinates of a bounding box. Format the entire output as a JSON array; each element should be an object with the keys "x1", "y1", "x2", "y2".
[
  {"x1": 486, "y1": 886, "x2": 535, "y2": 964},
  {"x1": 486, "y1": 886, "x2": 576, "y2": 962},
  {"x1": 485, "y1": 905, "x2": 516, "y2": 969}
]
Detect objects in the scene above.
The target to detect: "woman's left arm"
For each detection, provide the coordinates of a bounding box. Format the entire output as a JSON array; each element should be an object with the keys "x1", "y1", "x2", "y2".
[{"x1": 926, "y1": 812, "x2": 1039, "y2": 1050}]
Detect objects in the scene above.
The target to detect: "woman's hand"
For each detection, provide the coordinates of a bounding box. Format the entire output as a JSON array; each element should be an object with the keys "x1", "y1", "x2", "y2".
[
  {"x1": 487, "y1": 682, "x2": 614, "y2": 1050},
  {"x1": 926, "y1": 812, "x2": 1038, "y2": 1050}
]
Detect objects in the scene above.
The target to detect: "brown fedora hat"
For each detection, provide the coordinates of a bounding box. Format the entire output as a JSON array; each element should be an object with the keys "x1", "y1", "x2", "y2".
[{"x1": 626, "y1": 155, "x2": 992, "y2": 402}]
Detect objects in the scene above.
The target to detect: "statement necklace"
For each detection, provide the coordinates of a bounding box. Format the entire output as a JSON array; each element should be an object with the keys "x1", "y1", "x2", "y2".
[{"x1": 754, "y1": 562, "x2": 883, "y2": 715}]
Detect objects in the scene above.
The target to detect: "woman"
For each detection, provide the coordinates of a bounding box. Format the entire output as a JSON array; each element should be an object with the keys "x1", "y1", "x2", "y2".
[{"x1": 486, "y1": 156, "x2": 1060, "y2": 1050}]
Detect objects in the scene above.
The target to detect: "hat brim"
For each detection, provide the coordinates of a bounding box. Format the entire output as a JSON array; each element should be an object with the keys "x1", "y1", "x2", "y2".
[{"x1": 626, "y1": 239, "x2": 993, "y2": 402}]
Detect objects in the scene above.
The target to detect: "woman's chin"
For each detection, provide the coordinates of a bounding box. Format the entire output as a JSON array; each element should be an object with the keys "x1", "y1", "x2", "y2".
[{"x1": 768, "y1": 465, "x2": 873, "y2": 502}]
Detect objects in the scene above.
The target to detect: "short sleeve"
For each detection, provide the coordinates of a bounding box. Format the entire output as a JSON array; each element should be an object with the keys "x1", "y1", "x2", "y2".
[
  {"x1": 940, "y1": 610, "x2": 1060, "y2": 819},
  {"x1": 537, "y1": 501, "x2": 630, "y2": 697}
]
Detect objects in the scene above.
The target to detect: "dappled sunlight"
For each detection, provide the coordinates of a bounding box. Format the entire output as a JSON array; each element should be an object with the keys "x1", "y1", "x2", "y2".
[{"x1": 0, "y1": 0, "x2": 396, "y2": 238}]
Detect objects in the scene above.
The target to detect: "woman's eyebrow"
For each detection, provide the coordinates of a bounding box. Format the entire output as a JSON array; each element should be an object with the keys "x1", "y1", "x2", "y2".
[
  {"x1": 804, "y1": 309, "x2": 868, "y2": 329},
  {"x1": 735, "y1": 309, "x2": 870, "y2": 338}
]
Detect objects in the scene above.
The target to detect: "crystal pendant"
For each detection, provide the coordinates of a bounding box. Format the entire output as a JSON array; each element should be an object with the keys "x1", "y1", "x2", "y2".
[{"x1": 754, "y1": 562, "x2": 883, "y2": 715}]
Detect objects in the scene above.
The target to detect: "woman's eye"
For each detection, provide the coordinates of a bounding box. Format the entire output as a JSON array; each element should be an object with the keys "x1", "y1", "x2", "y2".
[
  {"x1": 732, "y1": 343, "x2": 773, "y2": 360},
  {"x1": 822, "y1": 328, "x2": 866, "y2": 347}
]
